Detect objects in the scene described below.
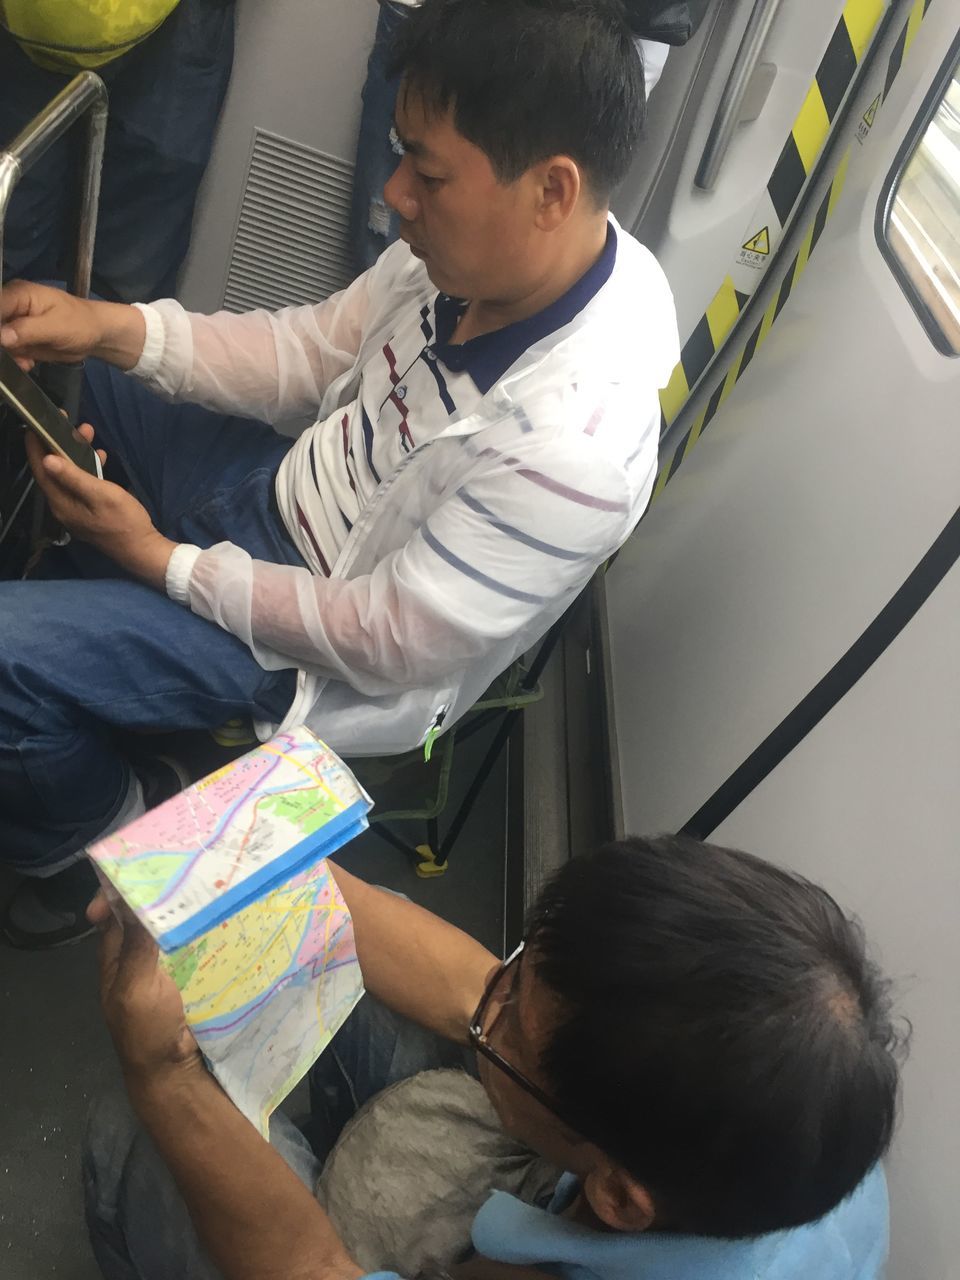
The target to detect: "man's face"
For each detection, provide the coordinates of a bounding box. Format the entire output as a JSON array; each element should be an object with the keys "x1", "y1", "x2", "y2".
[
  {"x1": 476, "y1": 950, "x2": 659, "y2": 1235},
  {"x1": 384, "y1": 86, "x2": 539, "y2": 302},
  {"x1": 475, "y1": 950, "x2": 587, "y2": 1174}
]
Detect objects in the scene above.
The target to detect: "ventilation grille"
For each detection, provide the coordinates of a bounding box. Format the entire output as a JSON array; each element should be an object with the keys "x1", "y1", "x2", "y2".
[{"x1": 222, "y1": 129, "x2": 356, "y2": 312}]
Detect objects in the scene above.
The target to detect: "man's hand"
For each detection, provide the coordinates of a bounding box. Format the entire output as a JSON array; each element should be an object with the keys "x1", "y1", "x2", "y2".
[
  {"x1": 25, "y1": 427, "x2": 176, "y2": 589},
  {"x1": 89, "y1": 891, "x2": 202, "y2": 1084},
  {"x1": 88, "y1": 890, "x2": 363, "y2": 1280},
  {"x1": 0, "y1": 279, "x2": 146, "y2": 371}
]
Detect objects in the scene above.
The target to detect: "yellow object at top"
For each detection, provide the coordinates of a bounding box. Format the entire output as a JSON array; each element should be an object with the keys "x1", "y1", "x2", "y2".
[{"x1": 0, "y1": 1, "x2": 180, "y2": 72}]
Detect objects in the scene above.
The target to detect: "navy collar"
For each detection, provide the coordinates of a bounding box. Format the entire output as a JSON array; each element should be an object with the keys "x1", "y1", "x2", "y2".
[{"x1": 430, "y1": 222, "x2": 617, "y2": 394}]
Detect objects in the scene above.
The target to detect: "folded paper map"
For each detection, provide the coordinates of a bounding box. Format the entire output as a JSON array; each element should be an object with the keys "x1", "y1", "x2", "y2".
[{"x1": 88, "y1": 727, "x2": 371, "y2": 1135}]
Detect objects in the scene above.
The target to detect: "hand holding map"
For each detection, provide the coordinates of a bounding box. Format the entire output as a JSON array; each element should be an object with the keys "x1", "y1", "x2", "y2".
[{"x1": 88, "y1": 727, "x2": 371, "y2": 1136}]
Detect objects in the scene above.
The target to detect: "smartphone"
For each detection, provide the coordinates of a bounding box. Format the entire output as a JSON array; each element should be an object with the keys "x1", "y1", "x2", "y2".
[{"x1": 0, "y1": 348, "x2": 99, "y2": 476}]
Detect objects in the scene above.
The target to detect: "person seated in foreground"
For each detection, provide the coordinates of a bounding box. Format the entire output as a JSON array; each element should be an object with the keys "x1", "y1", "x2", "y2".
[
  {"x1": 84, "y1": 835, "x2": 905, "y2": 1280},
  {"x1": 0, "y1": 0, "x2": 679, "y2": 948}
]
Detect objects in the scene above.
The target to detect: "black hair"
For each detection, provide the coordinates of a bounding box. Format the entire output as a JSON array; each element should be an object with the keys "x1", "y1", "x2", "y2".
[
  {"x1": 389, "y1": 0, "x2": 646, "y2": 201},
  {"x1": 527, "y1": 836, "x2": 906, "y2": 1238}
]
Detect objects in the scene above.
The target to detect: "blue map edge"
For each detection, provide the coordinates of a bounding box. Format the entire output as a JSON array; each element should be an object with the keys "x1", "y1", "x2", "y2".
[{"x1": 155, "y1": 799, "x2": 371, "y2": 953}]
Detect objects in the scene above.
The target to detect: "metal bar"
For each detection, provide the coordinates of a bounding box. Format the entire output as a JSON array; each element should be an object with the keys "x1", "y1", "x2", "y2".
[
  {"x1": 369, "y1": 821, "x2": 422, "y2": 862},
  {"x1": 694, "y1": 0, "x2": 785, "y2": 191},
  {"x1": 71, "y1": 92, "x2": 108, "y2": 301},
  {"x1": 438, "y1": 708, "x2": 520, "y2": 861},
  {"x1": 426, "y1": 817, "x2": 440, "y2": 857},
  {"x1": 438, "y1": 619, "x2": 569, "y2": 860},
  {"x1": 0, "y1": 73, "x2": 107, "y2": 556},
  {"x1": 0, "y1": 155, "x2": 19, "y2": 289},
  {"x1": 0, "y1": 469, "x2": 33, "y2": 547},
  {"x1": 0, "y1": 71, "x2": 107, "y2": 298}
]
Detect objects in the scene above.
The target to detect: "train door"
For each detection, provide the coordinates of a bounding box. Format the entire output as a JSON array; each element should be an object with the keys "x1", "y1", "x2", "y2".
[
  {"x1": 602, "y1": 3, "x2": 960, "y2": 1275},
  {"x1": 615, "y1": 0, "x2": 895, "y2": 427},
  {"x1": 529, "y1": 0, "x2": 914, "y2": 884}
]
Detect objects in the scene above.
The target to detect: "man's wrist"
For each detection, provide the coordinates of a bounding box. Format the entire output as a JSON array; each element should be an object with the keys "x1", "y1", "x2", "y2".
[
  {"x1": 122, "y1": 1053, "x2": 213, "y2": 1137},
  {"x1": 90, "y1": 300, "x2": 147, "y2": 371},
  {"x1": 123, "y1": 1051, "x2": 207, "y2": 1101},
  {"x1": 105, "y1": 530, "x2": 177, "y2": 591}
]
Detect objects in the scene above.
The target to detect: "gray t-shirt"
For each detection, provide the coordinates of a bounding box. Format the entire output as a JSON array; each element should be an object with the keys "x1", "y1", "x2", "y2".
[{"x1": 316, "y1": 1068, "x2": 559, "y2": 1276}]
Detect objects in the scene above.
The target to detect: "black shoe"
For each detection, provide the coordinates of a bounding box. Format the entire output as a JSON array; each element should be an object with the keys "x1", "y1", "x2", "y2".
[
  {"x1": 0, "y1": 756, "x2": 189, "y2": 951},
  {"x1": 1, "y1": 859, "x2": 100, "y2": 950}
]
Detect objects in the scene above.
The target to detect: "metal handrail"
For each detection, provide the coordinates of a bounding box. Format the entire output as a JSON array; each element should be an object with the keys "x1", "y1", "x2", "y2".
[
  {"x1": 694, "y1": 0, "x2": 784, "y2": 191},
  {"x1": 0, "y1": 70, "x2": 108, "y2": 300},
  {"x1": 0, "y1": 73, "x2": 108, "y2": 557}
]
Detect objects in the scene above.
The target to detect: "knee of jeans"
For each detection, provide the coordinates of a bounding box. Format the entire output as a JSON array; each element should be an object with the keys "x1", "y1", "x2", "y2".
[
  {"x1": 330, "y1": 992, "x2": 430, "y2": 1087},
  {"x1": 82, "y1": 1090, "x2": 142, "y2": 1223},
  {"x1": 267, "y1": 1112, "x2": 323, "y2": 1192}
]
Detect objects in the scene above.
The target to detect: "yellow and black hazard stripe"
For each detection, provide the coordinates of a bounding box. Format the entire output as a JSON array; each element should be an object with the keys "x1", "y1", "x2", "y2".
[
  {"x1": 765, "y1": 0, "x2": 883, "y2": 227},
  {"x1": 651, "y1": 0, "x2": 935, "y2": 505},
  {"x1": 660, "y1": 0, "x2": 889, "y2": 431},
  {"x1": 659, "y1": 276, "x2": 742, "y2": 428},
  {"x1": 651, "y1": 160, "x2": 852, "y2": 503},
  {"x1": 882, "y1": 0, "x2": 930, "y2": 96}
]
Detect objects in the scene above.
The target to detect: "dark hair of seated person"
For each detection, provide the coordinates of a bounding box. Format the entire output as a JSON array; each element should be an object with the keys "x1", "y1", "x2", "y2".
[
  {"x1": 527, "y1": 836, "x2": 906, "y2": 1238},
  {"x1": 388, "y1": 0, "x2": 647, "y2": 202}
]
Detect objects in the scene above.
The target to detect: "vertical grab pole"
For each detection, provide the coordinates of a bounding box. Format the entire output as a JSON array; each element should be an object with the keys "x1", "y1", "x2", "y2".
[
  {"x1": 0, "y1": 70, "x2": 108, "y2": 298},
  {"x1": 0, "y1": 73, "x2": 107, "y2": 556},
  {"x1": 70, "y1": 78, "x2": 109, "y2": 304}
]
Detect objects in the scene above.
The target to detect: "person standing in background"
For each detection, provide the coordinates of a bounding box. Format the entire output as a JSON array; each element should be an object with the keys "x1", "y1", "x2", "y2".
[
  {"x1": 351, "y1": 0, "x2": 674, "y2": 273},
  {"x1": 0, "y1": 0, "x2": 235, "y2": 302}
]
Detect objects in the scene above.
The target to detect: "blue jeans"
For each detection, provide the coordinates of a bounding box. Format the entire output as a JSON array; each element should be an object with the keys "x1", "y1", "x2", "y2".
[
  {"x1": 0, "y1": 0, "x2": 235, "y2": 301},
  {"x1": 83, "y1": 997, "x2": 470, "y2": 1279},
  {"x1": 350, "y1": 1, "x2": 410, "y2": 273},
  {"x1": 0, "y1": 360, "x2": 304, "y2": 874},
  {"x1": 306, "y1": 990, "x2": 476, "y2": 1164}
]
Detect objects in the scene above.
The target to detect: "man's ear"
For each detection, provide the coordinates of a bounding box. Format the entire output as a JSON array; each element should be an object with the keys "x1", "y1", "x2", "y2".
[
  {"x1": 582, "y1": 1159, "x2": 657, "y2": 1233},
  {"x1": 532, "y1": 156, "x2": 581, "y2": 230}
]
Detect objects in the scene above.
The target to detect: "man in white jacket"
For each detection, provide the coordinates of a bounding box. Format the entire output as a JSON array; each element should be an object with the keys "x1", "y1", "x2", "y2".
[
  {"x1": 0, "y1": 0, "x2": 679, "y2": 946},
  {"x1": 351, "y1": 0, "x2": 673, "y2": 271}
]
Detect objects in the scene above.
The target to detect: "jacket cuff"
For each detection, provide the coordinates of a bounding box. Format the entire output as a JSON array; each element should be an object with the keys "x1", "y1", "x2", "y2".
[
  {"x1": 165, "y1": 543, "x2": 203, "y2": 605},
  {"x1": 129, "y1": 302, "x2": 165, "y2": 379}
]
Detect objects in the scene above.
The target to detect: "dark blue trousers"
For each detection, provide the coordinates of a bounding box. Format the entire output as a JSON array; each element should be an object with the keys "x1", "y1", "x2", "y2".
[{"x1": 0, "y1": 361, "x2": 303, "y2": 874}]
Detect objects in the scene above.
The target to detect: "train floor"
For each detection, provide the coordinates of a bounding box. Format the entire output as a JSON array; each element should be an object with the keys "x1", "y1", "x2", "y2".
[{"x1": 0, "y1": 728, "x2": 509, "y2": 1279}]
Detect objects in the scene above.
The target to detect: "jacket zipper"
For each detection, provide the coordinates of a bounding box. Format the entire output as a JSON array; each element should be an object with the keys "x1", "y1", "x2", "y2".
[{"x1": 422, "y1": 705, "x2": 449, "y2": 762}]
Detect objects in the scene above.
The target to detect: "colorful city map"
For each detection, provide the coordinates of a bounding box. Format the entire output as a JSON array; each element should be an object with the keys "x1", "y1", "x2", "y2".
[
  {"x1": 89, "y1": 728, "x2": 371, "y2": 950},
  {"x1": 162, "y1": 859, "x2": 362, "y2": 1135},
  {"x1": 87, "y1": 727, "x2": 371, "y2": 1135}
]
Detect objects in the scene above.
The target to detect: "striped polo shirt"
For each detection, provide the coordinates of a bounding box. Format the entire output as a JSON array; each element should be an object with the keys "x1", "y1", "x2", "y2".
[{"x1": 274, "y1": 226, "x2": 617, "y2": 578}]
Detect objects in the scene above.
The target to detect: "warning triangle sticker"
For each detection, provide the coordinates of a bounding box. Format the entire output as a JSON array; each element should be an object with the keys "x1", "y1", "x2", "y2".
[
  {"x1": 863, "y1": 94, "x2": 880, "y2": 129},
  {"x1": 742, "y1": 226, "x2": 770, "y2": 255}
]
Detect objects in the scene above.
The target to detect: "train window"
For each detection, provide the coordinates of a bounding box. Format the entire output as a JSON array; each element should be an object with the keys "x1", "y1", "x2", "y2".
[{"x1": 880, "y1": 52, "x2": 960, "y2": 355}]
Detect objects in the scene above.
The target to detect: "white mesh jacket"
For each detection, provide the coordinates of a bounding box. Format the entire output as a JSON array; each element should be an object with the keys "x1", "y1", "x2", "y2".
[{"x1": 131, "y1": 217, "x2": 679, "y2": 755}]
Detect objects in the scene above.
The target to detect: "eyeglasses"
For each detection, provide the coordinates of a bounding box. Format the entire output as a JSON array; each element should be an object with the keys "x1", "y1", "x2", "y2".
[{"x1": 468, "y1": 940, "x2": 565, "y2": 1120}]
